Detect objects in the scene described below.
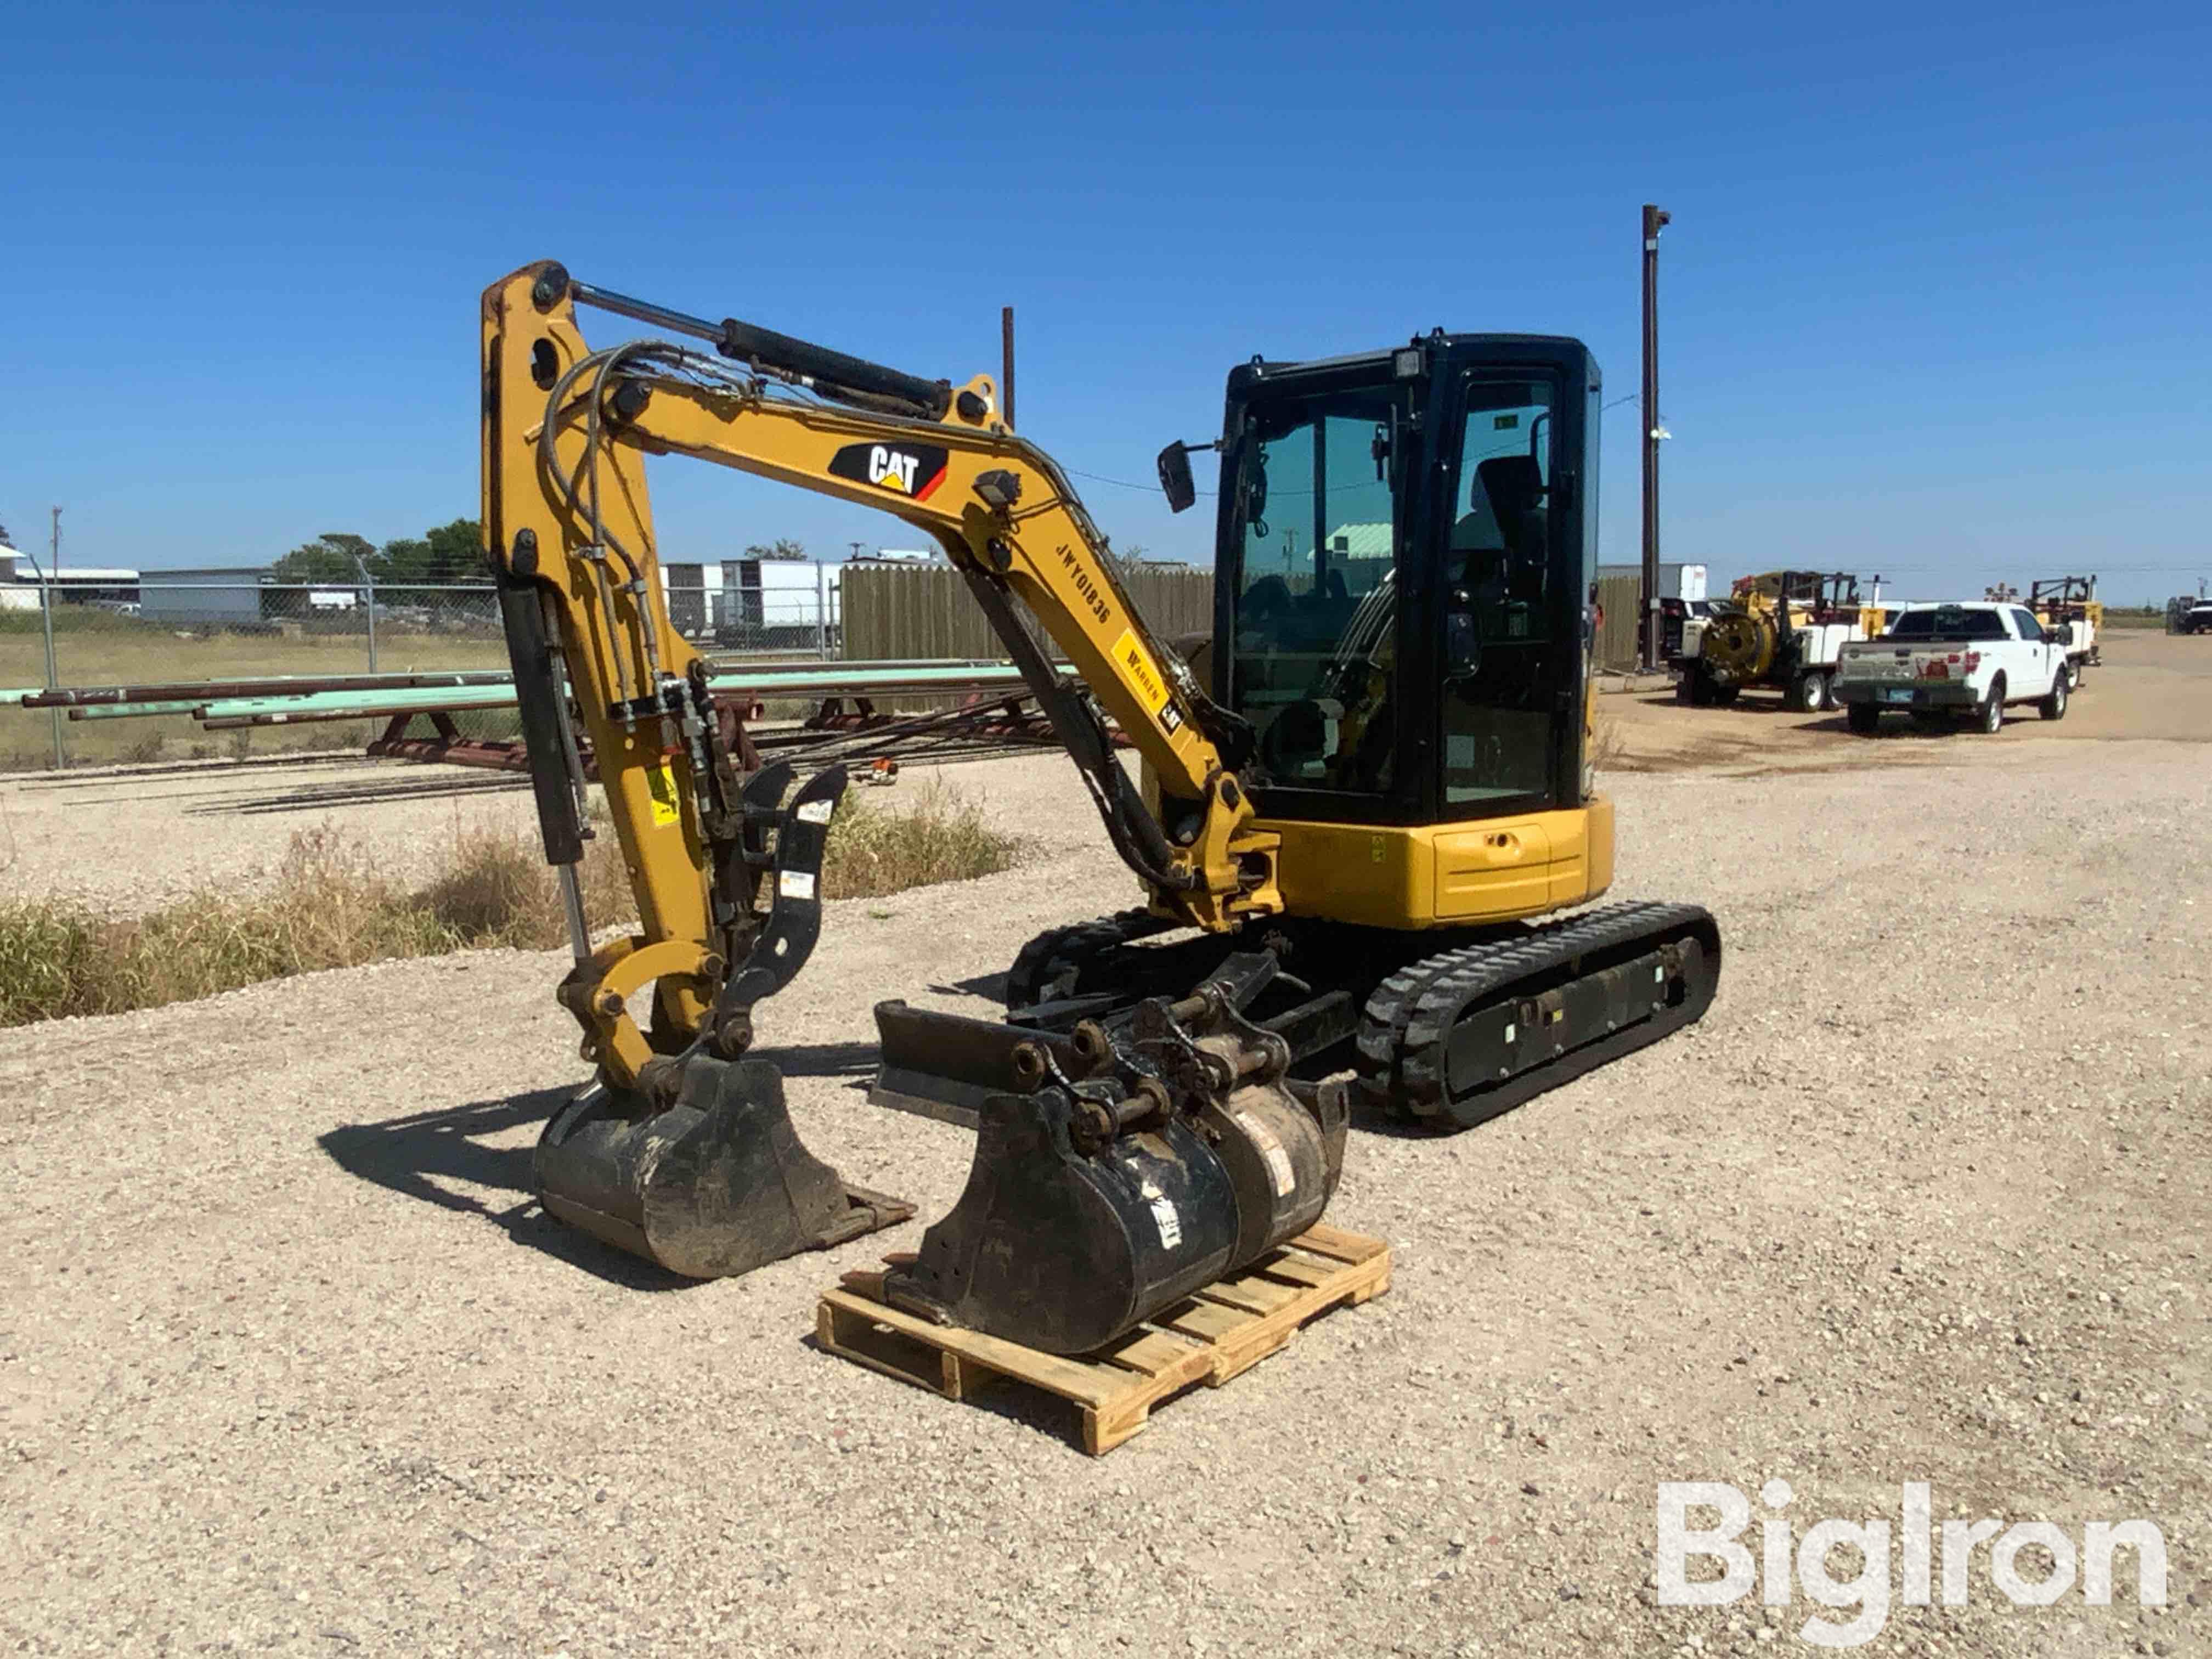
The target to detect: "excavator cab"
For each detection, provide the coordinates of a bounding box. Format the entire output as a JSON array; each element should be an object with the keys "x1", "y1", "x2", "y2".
[{"x1": 1204, "y1": 337, "x2": 1596, "y2": 836}]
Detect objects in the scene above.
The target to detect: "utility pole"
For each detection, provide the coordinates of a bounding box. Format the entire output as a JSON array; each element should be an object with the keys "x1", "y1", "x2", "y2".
[
  {"x1": 1001, "y1": 306, "x2": 1017, "y2": 430},
  {"x1": 1641, "y1": 204, "x2": 1671, "y2": 670}
]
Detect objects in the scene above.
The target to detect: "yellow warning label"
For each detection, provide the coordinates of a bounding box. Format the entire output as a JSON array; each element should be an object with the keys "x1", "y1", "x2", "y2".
[
  {"x1": 644, "y1": 762, "x2": 681, "y2": 827},
  {"x1": 1113, "y1": 628, "x2": 1169, "y2": 719}
]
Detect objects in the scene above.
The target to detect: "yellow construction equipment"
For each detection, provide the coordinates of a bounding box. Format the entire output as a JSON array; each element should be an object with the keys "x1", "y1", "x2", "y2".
[
  {"x1": 1679, "y1": 569, "x2": 1879, "y2": 712},
  {"x1": 2029, "y1": 575, "x2": 2102, "y2": 678},
  {"x1": 483, "y1": 262, "x2": 1719, "y2": 1353}
]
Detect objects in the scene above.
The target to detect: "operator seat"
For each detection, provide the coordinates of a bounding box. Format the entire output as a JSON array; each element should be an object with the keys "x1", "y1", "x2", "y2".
[{"x1": 1477, "y1": 455, "x2": 1548, "y2": 602}]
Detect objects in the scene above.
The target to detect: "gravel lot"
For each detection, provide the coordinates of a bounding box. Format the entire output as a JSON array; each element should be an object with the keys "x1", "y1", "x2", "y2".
[
  {"x1": 0, "y1": 742, "x2": 1094, "y2": 921},
  {"x1": 2, "y1": 635, "x2": 2208, "y2": 1656}
]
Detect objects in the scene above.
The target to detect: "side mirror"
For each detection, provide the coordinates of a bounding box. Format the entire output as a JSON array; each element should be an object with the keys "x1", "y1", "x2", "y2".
[{"x1": 1156, "y1": 442, "x2": 1198, "y2": 514}]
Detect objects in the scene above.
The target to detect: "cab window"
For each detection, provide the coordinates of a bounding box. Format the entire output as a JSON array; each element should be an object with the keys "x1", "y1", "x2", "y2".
[
  {"x1": 1225, "y1": 391, "x2": 1407, "y2": 796},
  {"x1": 1441, "y1": 380, "x2": 1558, "y2": 806}
]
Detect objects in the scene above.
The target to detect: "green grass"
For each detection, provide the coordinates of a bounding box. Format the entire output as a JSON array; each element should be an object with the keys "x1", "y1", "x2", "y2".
[{"x1": 0, "y1": 788, "x2": 1022, "y2": 1026}]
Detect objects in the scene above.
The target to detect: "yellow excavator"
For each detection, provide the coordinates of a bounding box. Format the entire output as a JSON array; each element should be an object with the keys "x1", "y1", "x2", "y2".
[{"x1": 483, "y1": 261, "x2": 1719, "y2": 1355}]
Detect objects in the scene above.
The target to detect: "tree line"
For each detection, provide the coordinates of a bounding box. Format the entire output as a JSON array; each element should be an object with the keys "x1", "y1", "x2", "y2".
[
  {"x1": 272, "y1": 527, "x2": 814, "y2": 587},
  {"x1": 272, "y1": 523, "x2": 489, "y2": 586}
]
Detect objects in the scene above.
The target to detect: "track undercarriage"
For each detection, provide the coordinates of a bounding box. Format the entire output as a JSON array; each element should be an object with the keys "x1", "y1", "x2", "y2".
[{"x1": 875, "y1": 900, "x2": 1721, "y2": 1135}]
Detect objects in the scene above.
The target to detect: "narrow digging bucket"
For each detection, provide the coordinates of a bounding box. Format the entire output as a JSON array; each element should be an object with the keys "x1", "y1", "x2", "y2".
[
  {"x1": 536, "y1": 1055, "x2": 912, "y2": 1279},
  {"x1": 881, "y1": 1075, "x2": 1347, "y2": 1355}
]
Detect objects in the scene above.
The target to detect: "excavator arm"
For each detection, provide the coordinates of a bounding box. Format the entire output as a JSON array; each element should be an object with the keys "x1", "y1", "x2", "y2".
[
  {"x1": 485, "y1": 263, "x2": 1279, "y2": 1086},
  {"x1": 482, "y1": 263, "x2": 1344, "y2": 1341}
]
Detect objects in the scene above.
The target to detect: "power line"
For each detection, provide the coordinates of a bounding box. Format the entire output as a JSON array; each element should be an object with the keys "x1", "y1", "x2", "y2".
[{"x1": 1062, "y1": 464, "x2": 1209, "y2": 498}]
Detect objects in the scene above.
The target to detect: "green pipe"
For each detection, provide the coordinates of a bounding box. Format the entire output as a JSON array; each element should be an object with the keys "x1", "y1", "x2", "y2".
[
  {"x1": 202, "y1": 687, "x2": 518, "y2": 719},
  {"x1": 200, "y1": 662, "x2": 1030, "y2": 721},
  {"x1": 68, "y1": 700, "x2": 209, "y2": 720}
]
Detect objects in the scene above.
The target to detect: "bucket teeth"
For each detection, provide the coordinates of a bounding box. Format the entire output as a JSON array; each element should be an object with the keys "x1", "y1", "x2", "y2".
[{"x1": 535, "y1": 1056, "x2": 912, "y2": 1279}]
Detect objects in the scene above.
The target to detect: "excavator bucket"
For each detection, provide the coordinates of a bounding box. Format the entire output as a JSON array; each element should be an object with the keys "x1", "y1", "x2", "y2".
[
  {"x1": 532, "y1": 761, "x2": 913, "y2": 1278},
  {"x1": 876, "y1": 954, "x2": 1348, "y2": 1354},
  {"x1": 536, "y1": 1058, "x2": 912, "y2": 1278}
]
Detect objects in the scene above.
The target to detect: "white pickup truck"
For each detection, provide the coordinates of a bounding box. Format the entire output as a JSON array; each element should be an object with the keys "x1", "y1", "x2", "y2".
[{"x1": 1832, "y1": 602, "x2": 2072, "y2": 735}]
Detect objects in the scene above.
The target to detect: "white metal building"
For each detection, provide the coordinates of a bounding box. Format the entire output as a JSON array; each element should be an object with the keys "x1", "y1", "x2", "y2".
[
  {"x1": 659, "y1": 558, "x2": 841, "y2": 646},
  {"x1": 0, "y1": 550, "x2": 143, "y2": 611}
]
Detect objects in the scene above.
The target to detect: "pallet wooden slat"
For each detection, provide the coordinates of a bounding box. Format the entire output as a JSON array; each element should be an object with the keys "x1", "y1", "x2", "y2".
[
  {"x1": 815, "y1": 1228, "x2": 1392, "y2": 1455},
  {"x1": 1194, "y1": 1276, "x2": 1301, "y2": 1316},
  {"x1": 1253, "y1": 1256, "x2": 1335, "y2": 1290}
]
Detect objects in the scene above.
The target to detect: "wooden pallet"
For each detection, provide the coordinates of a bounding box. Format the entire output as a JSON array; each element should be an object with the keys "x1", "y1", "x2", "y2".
[{"x1": 815, "y1": 1224, "x2": 1391, "y2": 1455}]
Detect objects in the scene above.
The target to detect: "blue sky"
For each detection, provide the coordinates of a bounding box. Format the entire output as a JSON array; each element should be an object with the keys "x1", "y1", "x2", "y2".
[{"x1": 3, "y1": 2, "x2": 2207, "y2": 602}]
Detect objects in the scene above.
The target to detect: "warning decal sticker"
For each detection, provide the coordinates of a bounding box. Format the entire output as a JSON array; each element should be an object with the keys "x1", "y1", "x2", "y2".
[
  {"x1": 1112, "y1": 628, "x2": 1171, "y2": 723},
  {"x1": 1234, "y1": 1109, "x2": 1297, "y2": 1197},
  {"x1": 644, "y1": 763, "x2": 681, "y2": 827}
]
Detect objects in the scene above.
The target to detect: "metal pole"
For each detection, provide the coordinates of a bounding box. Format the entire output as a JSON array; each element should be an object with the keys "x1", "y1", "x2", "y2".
[
  {"x1": 1641, "y1": 204, "x2": 1670, "y2": 670},
  {"x1": 358, "y1": 558, "x2": 378, "y2": 673},
  {"x1": 817, "y1": 562, "x2": 830, "y2": 659},
  {"x1": 42, "y1": 508, "x2": 64, "y2": 768},
  {"x1": 1001, "y1": 305, "x2": 1016, "y2": 429}
]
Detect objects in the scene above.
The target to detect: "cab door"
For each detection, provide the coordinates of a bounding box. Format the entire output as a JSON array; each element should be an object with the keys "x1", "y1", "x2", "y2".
[
  {"x1": 1428, "y1": 361, "x2": 1585, "y2": 819},
  {"x1": 2010, "y1": 607, "x2": 2060, "y2": 693}
]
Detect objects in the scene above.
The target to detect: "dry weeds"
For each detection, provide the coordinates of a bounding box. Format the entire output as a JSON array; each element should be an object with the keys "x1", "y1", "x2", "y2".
[{"x1": 0, "y1": 785, "x2": 1019, "y2": 1026}]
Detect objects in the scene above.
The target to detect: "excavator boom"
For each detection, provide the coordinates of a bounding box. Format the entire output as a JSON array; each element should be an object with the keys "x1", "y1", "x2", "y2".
[{"x1": 484, "y1": 262, "x2": 1342, "y2": 1347}]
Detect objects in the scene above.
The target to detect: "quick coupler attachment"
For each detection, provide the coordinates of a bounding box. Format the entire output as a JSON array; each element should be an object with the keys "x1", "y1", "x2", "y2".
[
  {"x1": 536, "y1": 1050, "x2": 913, "y2": 1279},
  {"x1": 878, "y1": 954, "x2": 1349, "y2": 1354}
]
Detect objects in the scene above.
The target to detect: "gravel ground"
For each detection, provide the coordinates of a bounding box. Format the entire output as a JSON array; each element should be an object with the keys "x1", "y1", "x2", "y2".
[
  {"x1": 2, "y1": 640, "x2": 2208, "y2": 1655},
  {"x1": 0, "y1": 756, "x2": 544, "y2": 917},
  {"x1": 0, "y1": 744, "x2": 1092, "y2": 921}
]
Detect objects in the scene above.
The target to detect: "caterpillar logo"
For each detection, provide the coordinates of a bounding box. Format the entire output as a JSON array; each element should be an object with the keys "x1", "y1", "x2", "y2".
[{"x1": 828, "y1": 441, "x2": 949, "y2": 502}]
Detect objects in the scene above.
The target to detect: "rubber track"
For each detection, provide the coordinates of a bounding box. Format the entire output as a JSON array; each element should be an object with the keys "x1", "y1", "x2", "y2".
[
  {"x1": 1354, "y1": 900, "x2": 1719, "y2": 1125},
  {"x1": 1003, "y1": 908, "x2": 1177, "y2": 1010}
]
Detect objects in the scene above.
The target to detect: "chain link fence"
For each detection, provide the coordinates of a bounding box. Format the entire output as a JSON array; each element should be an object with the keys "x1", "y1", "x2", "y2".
[{"x1": 0, "y1": 576, "x2": 844, "y2": 770}]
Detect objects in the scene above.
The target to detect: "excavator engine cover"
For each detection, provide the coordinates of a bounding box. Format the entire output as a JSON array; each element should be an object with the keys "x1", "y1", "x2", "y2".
[{"x1": 536, "y1": 1056, "x2": 912, "y2": 1279}]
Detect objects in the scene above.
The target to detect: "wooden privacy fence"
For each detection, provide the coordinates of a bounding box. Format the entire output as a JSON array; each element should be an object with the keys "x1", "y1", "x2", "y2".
[
  {"x1": 1592, "y1": 572, "x2": 1643, "y2": 671},
  {"x1": 842, "y1": 562, "x2": 1215, "y2": 662},
  {"x1": 840, "y1": 560, "x2": 1641, "y2": 685}
]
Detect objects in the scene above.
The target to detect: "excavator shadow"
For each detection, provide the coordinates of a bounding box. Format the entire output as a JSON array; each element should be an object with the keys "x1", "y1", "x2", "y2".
[
  {"x1": 1344, "y1": 1096, "x2": 1447, "y2": 1141},
  {"x1": 939, "y1": 972, "x2": 1010, "y2": 1002},
  {"x1": 794, "y1": 1325, "x2": 1105, "y2": 1452},
  {"x1": 766, "y1": 1040, "x2": 883, "y2": 1080},
  {"x1": 318, "y1": 1086, "x2": 689, "y2": 1291},
  {"x1": 317, "y1": 1040, "x2": 896, "y2": 1287}
]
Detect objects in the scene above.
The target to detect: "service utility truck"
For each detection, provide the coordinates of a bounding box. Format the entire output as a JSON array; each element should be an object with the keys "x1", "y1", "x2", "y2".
[
  {"x1": 1833, "y1": 601, "x2": 2071, "y2": 735},
  {"x1": 1677, "y1": 569, "x2": 1881, "y2": 713},
  {"x1": 2029, "y1": 576, "x2": 2102, "y2": 679}
]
